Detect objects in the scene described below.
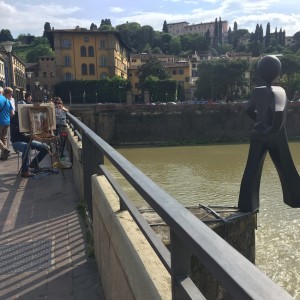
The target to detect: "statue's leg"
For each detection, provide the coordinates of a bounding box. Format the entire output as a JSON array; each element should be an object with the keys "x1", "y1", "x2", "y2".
[
  {"x1": 269, "y1": 130, "x2": 300, "y2": 208},
  {"x1": 238, "y1": 140, "x2": 267, "y2": 212}
]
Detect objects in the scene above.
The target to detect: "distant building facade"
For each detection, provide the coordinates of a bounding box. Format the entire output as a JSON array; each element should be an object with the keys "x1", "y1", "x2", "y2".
[
  {"x1": 25, "y1": 56, "x2": 58, "y2": 101},
  {"x1": 0, "y1": 50, "x2": 26, "y2": 100},
  {"x1": 48, "y1": 28, "x2": 130, "y2": 82},
  {"x1": 128, "y1": 53, "x2": 192, "y2": 102},
  {"x1": 167, "y1": 20, "x2": 228, "y2": 43}
]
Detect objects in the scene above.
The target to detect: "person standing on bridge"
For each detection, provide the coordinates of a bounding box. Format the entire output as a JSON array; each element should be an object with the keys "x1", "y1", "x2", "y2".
[{"x1": 0, "y1": 87, "x2": 14, "y2": 160}]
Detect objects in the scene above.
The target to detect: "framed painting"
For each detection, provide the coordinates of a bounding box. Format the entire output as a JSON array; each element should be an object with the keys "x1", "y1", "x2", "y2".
[
  {"x1": 29, "y1": 107, "x2": 52, "y2": 136},
  {"x1": 18, "y1": 103, "x2": 56, "y2": 133}
]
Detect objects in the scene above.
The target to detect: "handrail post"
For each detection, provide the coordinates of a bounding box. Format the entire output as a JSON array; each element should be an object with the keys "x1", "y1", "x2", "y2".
[
  {"x1": 170, "y1": 230, "x2": 191, "y2": 300},
  {"x1": 82, "y1": 132, "x2": 104, "y2": 219}
]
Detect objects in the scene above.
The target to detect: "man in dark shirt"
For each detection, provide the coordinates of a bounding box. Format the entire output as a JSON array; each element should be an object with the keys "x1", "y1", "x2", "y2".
[{"x1": 10, "y1": 111, "x2": 49, "y2": 178}]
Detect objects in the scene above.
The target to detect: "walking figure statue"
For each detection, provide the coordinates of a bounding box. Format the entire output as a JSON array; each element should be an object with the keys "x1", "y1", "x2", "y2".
[{"x1": 238, "y1": 55, "x2": 300, "y2": 212}]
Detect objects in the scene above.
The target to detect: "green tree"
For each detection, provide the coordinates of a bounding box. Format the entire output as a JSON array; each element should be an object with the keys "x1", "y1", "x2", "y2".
[
  {"x1": 43, "y1": 22, "x2": 51, "y2": 37},
  {"x1": 248, "y1": 40, "x2": 263, "y2": 57},
  {"x1": 227, "y1": 27, "x2": 232, "y2": 44},
  {"x1": 274, "y1": 27, "x2": 278, "y2": 42},
  {"x1": 100, "y1": 19, "x2": 112, "y2": 26},
  {"x1": 222, "y1": 59, "x2": 249, "y2": 100},
  {"x1": 190, "y1": 33, "x2": 209, "y2": 52},
  {"x1": 17, "y1": 34, "x2": 35, "y2": 45},
  {"x1": 99, "y1": 19, "x2": 114, "y2": 31},
  {"x1": 162, "y1": 21, "x2": 168, "y2": 33},
  {"x1": 26, "y1": 44, "x2": 54, "y2": 63},
  {"x1": 196, "y1": 60, "x2": 219, "y2": 99},
  {"x1": 234, "y1": 21, "x2": 238, "y2": 31},
  {"x1": 179, "y1": 34, "x2": 193, "y2": 52},
  {"x1": 90, "y1": 23, "x2": 98, "y2": 30},
  {"x1": 169, "y1": 37, "x2": 182, "y2": 55},
  {"x1": 99, "y1": 24, "x2": 114, "y2": 32},
  {"x1": 216, "y1": 43, "x2": 233, "y2": 55},
  {"x1": 228, "y1": 29, "x2": 248, "y2": 48},
  {"x1": 265, "y1": 23, "x2": 271, "y2": 48},
  {"x1": 196, "y1": 59, "x2": 249, "y2": 100},
  {"x1": 137, "y1": 56, "x2": 170, "y2": 90},
  {"x1": 141, "y1": 43, "x2": 152, "y2": 53},
  {"x1": 280, "y1": 54, "x2": 300, "y2": 99},
  {"x1": 158, "y1": 33, "x2": 172, "y2": 53},
  {"x1": 278, "y1": 28, "x2": 285, "y2": 46},
  {"x1": 212, "y1": 18, "x2": 219, "y2": 48},
  {"x1": 136, "y1": 25, "x2": 155, "y2": 51},
  {"x1": 33, "y1": 36, "x2": 50, "y2": 46},
  {"x1": 292, "y1": 31, "x2": 300, "y2": 52},
  {"x1": 218, "y1": 17, "x2": 223, "y2": 44},
  {"x1": 205, "y1": 29, "x2": 211, "y2": 44},
  {"x1": 258, "y1": 24, "x2": 263, "y2": 43},
  {"x1": 116, "y1": 22, "x2": 141, "y2": 51},
  {"x1": 0, "y1": 29, "x2": 14, "y2": 42},
  {"x1": 110, "y1": 76, "x2": 129, "y2": 103}
]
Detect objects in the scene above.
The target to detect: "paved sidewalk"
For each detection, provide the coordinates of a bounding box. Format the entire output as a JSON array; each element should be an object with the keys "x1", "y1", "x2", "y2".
[{"x1": 0, "y1": 151, "x2": 105, "y2": 300}]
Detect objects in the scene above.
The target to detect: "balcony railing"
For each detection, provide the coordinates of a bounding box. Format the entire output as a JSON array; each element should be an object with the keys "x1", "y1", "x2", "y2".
[{"x1": 66, "y1": 112, "x2": 293, "y2": 300}]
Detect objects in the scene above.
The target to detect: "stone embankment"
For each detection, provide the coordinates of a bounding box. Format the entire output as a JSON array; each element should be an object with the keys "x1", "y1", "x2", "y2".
[{"x1": 69, "y1": 102, "x2": 300, "y2": 146}]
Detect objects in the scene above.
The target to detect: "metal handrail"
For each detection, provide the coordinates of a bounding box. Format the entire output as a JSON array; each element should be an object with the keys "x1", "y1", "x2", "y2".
[{"x1": 66, "y1": 112, "x2": 293, "y2": 300}]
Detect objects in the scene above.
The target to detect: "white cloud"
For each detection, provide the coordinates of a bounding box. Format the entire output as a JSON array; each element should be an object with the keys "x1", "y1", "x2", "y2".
[
  {"x1": 110, "y1": 6, "x2": 124, "y2": 13},
  {"x1": 1, "y1": 0, "x2": 299, "y2": 38},
  {"x1": 183, "y1": 1, "x2": 198, "y2": 4},
  {"x1": 0, "y1": 2, "x2": 84, "y2": 37}
]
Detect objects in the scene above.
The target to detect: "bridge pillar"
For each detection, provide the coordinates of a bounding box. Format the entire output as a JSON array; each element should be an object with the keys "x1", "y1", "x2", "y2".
[{"x1": 141, "y1": 205, "x2": 257, "y2": 299}]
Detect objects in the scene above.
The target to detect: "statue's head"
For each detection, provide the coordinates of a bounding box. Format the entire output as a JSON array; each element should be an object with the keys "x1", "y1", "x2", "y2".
[{"x1": 257, "y1": 55, "x2": 281, "y2": 87}]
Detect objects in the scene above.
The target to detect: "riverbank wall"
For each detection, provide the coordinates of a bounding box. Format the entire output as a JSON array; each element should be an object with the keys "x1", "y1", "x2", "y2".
[{"x1": 69, "y1": 103, "x2": 300, "y2": 146}]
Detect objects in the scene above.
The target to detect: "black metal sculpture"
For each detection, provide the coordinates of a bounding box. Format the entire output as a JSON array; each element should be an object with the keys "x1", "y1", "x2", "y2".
[{"x1": 238, "y1": 55, "x2": 300, "y2": 212}]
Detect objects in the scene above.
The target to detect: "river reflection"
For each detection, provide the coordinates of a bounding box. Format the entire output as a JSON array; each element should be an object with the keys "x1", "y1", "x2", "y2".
[{"x1": 107, "y1": 142, "x2": 300, "y2": 298}]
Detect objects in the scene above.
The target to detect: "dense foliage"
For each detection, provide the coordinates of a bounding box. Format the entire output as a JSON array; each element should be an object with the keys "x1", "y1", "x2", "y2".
[
  {"x1": 54, "y1": 77, "x2": 129, "y2": 104},
  {"x1": 195, "y1": 59, "x2": 249, "y2": 101}
]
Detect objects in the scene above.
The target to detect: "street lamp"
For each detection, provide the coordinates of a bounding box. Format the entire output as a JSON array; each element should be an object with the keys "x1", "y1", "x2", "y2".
[
  {"x1": 83, "y1": 91, "x2": 86, "y2": 103},
  {"x1": 39, "y1": 85, "x2": 43, "y2": 102},
  {"x1": 1, "y1": 41, "x2": 15, "y2": 92},
  {"x1": 44, "y1": 89, "x2": 47, "y2": 102},
  {"x1": 119, "y1": 85, "x2": 124, "y2": 103},
  {"x1": 26, "y1": 71, "x2": 33, "y2": 92},
  {"x1": 34, "y1": 81, "x2": 40, "y2": 102}
]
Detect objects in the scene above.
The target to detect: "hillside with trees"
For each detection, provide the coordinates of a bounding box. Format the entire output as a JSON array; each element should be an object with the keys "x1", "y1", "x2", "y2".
[{"x1": 1, "y1": 19, "x2": 300, "y2": 102}]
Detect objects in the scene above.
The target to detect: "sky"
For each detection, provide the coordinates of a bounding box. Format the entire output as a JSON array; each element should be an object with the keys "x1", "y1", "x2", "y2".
[{"x1": 0, "y1": 0, "x2": 299, "y2": 39}]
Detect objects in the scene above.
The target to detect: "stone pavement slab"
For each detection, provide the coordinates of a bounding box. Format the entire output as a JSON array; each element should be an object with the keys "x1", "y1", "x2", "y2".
[{"x1": 0, "y1": 151, "x2": 105, "y2": 300}]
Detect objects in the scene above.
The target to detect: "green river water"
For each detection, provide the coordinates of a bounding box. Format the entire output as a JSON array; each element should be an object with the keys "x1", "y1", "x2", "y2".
[{"x1": 106, "y1": 142, "x2": 300, "y2": 298}]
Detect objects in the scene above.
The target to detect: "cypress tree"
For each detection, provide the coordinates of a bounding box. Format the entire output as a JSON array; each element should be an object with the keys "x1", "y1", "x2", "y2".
[
  {"x1": 227, "y1": 27, "x2": 232, "y2": 44},
  {"x1": 218, "y1": 17, "x2": 223, "y2": 44},
  {"x1": 254, "y1": 24, "x2": 260, "y2": 41},
  {"x1": 213, "y1": 18, "x2": 219, "y2": 48},
  {"x1": 265, "y1": 23, "x2": 271, "y2": 47},
  {"x1": 234, "y1": 21, "x2": 238, "y2": 31},
  {"x1": 162, "y1": 20, "x2": 168, "y2": 33},
  {"x1": 259, "y1": 24, "x2": 263, "y2": 43}
]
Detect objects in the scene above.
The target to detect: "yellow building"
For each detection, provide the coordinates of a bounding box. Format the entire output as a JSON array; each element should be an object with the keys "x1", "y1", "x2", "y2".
[
  {"x1": 128, "y1": 53, "x2": 192, "y2": 102},
  {"x1": 48, "y1": 28, "x2": 130, "y2": 81}
]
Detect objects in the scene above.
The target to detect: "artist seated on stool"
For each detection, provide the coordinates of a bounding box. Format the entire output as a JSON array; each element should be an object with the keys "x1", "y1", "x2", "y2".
[{"x1": 10, "y1": 111, "x2": 49, "y2": 178}]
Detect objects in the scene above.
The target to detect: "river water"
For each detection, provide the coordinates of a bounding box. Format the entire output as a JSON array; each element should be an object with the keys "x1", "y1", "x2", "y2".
[{"x1": 107, "y1": 142, "x2": 300, "y2": 298}]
